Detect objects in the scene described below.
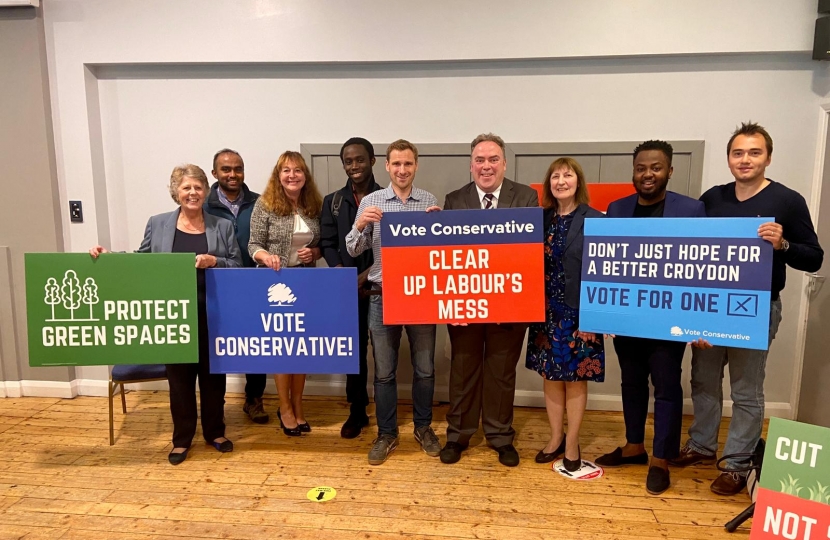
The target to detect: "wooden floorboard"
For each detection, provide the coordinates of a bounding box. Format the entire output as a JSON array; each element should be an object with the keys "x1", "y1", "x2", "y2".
[{"x1": 0, "y1": 392, "x2": 760, "y2": 539}]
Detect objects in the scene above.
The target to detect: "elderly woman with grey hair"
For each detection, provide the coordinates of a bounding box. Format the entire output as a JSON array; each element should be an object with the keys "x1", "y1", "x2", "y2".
[{"x1": 90, "y1": 164, "x2": 242, "y2": 465}]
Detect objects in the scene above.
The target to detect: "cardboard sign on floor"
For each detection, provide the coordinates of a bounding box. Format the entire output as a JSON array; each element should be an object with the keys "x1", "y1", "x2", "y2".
[{"x1": 552, "y1": 459, "x2": 604, "y2": 481}]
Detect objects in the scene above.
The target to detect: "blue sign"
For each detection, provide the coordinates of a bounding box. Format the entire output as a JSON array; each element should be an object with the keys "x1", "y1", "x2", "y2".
[
  {"x1": 579, "y1": 218, "x2": 773, "y2": 349},
  {"x1": 206, "y1": 268, "x2": 359, "y2": 374}
]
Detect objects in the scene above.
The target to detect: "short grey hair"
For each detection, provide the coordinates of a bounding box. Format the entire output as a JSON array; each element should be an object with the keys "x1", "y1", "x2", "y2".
[
  {"x1": 471, "y1": 133, "x2": 506, "y2": 155},
  {"x1": 212, "y1": 148, "x2": 242, "y2": 170},
  {"x1": 168, "y1": 164, "x2": 209, "y2": 204}
]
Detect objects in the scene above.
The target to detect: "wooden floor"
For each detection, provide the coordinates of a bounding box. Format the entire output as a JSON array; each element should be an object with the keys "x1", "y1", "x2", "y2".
[{"x1": 0, "y1": 392, "x2": 759, "y2": 540}]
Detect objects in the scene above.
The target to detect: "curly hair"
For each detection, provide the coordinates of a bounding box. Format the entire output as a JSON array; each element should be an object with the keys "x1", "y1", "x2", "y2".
[
  {"x1": 168, "y1": 164, "x2": 209, "y2": 204},
  {"x1": 260, "y1": 151, "x2": 322, "y2": 218}
]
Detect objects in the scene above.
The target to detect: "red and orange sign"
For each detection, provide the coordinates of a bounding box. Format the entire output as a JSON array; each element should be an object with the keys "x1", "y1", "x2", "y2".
[{"x1": 379, "y1": 208, "x2": 545, "y2": 325}]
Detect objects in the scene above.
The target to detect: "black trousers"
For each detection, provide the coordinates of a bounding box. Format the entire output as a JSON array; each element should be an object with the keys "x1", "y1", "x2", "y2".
[
  {"x1": 166, "y1": 310, "x2": 226, "y2": 448},
  {"x1": 613, "y1": 336, "x2": 686, "y2": 460},
  {"x1": 244, "y1": 374, "x2": 266, "y2": 402},
  {"x1": 345, "y1": 296, "x2": 370, "y2": 414}
]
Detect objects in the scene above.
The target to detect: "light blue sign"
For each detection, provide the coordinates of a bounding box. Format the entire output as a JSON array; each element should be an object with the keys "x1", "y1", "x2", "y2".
[
  {"x1": 579, "y1": 218, "x2": 773, "y2": 349},
  {"x1": 206, "y1": 268, "x2": 359, "y2": 374}
]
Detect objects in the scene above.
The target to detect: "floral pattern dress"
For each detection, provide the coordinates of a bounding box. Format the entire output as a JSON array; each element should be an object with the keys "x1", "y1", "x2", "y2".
[{"x1": 526, "y1": 212, "x2": 604, "y2": 382}]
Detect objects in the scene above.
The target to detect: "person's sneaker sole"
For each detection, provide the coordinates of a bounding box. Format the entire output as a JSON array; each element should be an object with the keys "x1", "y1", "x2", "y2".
[{"x1": 368, "y1": 440, "x2": 399, "y2": 466}]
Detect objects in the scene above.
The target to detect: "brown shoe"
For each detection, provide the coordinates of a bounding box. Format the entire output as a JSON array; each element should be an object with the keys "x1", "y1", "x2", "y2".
[
  {"x1": 710, "y1": 472, "x2": 747, "y2": 496},
  {"x1": 668, "y1": 444, "x2": 716, "y2": 467},
  {"x1": 243, "y1": 398, "x2": 269, "y2": 424}
]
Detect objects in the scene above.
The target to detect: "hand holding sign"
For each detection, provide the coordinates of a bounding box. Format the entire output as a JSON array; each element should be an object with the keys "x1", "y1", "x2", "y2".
[
  {"x1": 758, "y1": 222, "x2": 785, "y2": 250},
  {"x1": 356, "y1": 206, "x2": 383, "y2": 231}
]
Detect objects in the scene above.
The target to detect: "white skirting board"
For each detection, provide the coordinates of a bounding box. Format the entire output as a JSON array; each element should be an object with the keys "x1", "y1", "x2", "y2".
[{"x1": 0, "y1": 377, "x2": 794, "y2": 419}]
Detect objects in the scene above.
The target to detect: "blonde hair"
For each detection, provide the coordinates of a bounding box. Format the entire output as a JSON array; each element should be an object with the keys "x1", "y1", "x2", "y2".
[
  {"x1": 168, "y1": 164, "x2": 209, "y2": 204},
  {"x1": 260, "y1": 151, "x2": 323, "y2": 218},
  {"x1": 541, "y1": 157, "x2": 590, "y2": 210}
]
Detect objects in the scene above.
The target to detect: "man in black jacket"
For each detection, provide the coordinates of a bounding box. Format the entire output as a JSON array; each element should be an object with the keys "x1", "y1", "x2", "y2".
[
  {"x1": 203, "y1": 148, "x2": 267, "y2": 423},
  {"x1": 320, "y1": 137, "x2": 382, "y2": 438}
]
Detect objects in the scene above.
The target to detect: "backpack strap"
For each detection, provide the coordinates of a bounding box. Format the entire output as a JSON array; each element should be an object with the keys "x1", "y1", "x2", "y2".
[{"x1": 331, "y1": 191, "x2": 344, "y2": 218}]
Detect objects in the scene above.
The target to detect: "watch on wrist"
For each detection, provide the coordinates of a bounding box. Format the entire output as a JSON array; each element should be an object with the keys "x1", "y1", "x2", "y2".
[{"x1": 781, "y1": 239, "x2": 790, "y2": 252}]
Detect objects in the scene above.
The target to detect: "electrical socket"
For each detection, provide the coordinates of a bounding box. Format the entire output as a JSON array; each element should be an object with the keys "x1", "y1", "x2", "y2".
[{"x1": 69, "y1": 201, "x2": 83, "y2": 223}]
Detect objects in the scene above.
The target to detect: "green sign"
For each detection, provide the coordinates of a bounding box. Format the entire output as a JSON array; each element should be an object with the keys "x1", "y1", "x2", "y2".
[
  {"x1": 760, "y1": 417, "x2": 830, "y2": 505},
  {"x1": 25, "y1": 253, "x2": 199, "y2": 366}
]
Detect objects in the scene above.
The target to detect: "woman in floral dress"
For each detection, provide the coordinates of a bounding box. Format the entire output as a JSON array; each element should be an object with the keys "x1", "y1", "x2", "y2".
[{"x1": 526, "y1": 157, "x2": 605, "y2": 472}]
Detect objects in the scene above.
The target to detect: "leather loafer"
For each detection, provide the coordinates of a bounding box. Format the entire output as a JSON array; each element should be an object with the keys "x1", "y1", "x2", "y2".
[
  {"x1": 211, "y1": 439, "x2": 233, "y2": 453},
  {"x1": 646, "y1": 466, "x2": 671, "y2": 495},
  {"x1": 535, "y1": 437, "x2": 566, "y2": 464},
  {"x1": 562, "y1": 446, "x2": 582, "y2": 472},
  {"x1": 168, "y1": 447, "x2": 189, "y2": 465},
  {"x1": 340, "y1": 413, "x2": 369, "y2": 439},
  {"x1": 440, "y1": 441, "x2": 467, "y2": 464},
  {"x1": 595, "y1": 446, "x2": 649, "y2": 467},
  {"x1": 495, "y1": 444, "x2": 520, "y2": 467}
]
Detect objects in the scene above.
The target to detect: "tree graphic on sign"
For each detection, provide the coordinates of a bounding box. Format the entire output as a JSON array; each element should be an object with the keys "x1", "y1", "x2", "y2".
[
  {"x1": 268, "y1": 283, "x2": 297, "y2": 306},
  {"x1": 81, "y1": 277, "x2": 100, "y2": 320},
  {"x1": 44, "y1": 277, "x2": 61, "y2": 321},
  {"x1": 61, "y1": 270, "x2": 82, "y2": 320}
]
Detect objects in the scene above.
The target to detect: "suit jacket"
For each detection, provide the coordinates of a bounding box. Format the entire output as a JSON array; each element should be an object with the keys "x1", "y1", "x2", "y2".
[
  {"x1": 443, "y1": 178, "x2": 539, "y2": 210},
  {"x1": 606, "y1": 191, "x2": 706, "y2": 218},
  {"x1": 248, "y1": 198, "x2": 321, "y2": 268},
  {"x1": 136, "y1": 208, "x2": 242, "y2": 267},
  {"x1": 544, "y1": 204, "x2": 605, "y2": 309}
]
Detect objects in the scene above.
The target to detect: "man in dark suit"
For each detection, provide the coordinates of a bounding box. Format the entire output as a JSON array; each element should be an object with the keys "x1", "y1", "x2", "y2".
[
  {"x1": 202, "y1": 149, "x2": 267, "y2": 424},
  {"x1": 595, "y1": 140, "x2": 706, "y2": 495},
  {"x1": 320, "y1": 137, "x2": 382, "y2": 438},
  {"x1": 440, "y1": 133, "x2": 539, "y2": 467}
]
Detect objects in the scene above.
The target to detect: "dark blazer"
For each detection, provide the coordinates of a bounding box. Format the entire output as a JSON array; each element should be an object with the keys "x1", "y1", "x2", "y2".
[
  {"x1": 320, "y1": 176, "x2": 382, "y2": 272},
  {"x1": 136, "y1": 208, "x2": 242, "y2": 268},
  {"x1": 203, "y1": 182, "x2": 259, "y2": 267},
  {"x1": 443, "y1": 178, "x2": 539, "y2": 210},
  {"x1": 544, "y1": 204, "x2": 605, "y2": 309},
  {"x1": 606, "y1": 191, "x2": 706, "y2": 218}
]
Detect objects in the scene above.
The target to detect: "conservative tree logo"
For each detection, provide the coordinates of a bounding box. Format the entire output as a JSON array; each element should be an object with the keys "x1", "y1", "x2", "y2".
[
  {"x1": 268, "y1": 283, "x2": 297, "y2": 307},
  {"x1": 44, "y1": 270, "x2": 100, "y2": 321}
]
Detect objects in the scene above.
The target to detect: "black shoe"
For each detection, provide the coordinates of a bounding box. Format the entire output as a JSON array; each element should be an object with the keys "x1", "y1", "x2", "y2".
[
  {"x1": 297, "y1": 422, "x2": 311, "y2": 433},
  {"x1": 168, "y1": 447, "x2": 189, "y2": 465},
  {"x1": 211, "y1": 439, "x2": 233, "y2": 453},
  {"x1": 440, "y1": 441, "x2": 467, "y2": 464},
  {"x1": 535, "y1": 436, "x2": 566, "y2": 464},
  {"x1": 340, "y1": 413, "x2": 369, "y2": 439},
  {"x1": 563, "y1": 446, "x2": 581, "y2": 472},
  {"x1": 277, "y1": 410, "x2": 301, "y2": 437},
  {"x1": 646, "y1": 466, "x2": 671, "y2": 495},
  {"x1": 494, "y1": 444, "x2": 520, "y2": 467},
  {"x1": 595, "y1": 446, "x2": 649, "y2": 467}
]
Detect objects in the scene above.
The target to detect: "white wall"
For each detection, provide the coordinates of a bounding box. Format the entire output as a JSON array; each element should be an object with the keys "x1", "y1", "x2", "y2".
[{"x1": 41, "y1": 0, "x2": 828, "y2": 415}]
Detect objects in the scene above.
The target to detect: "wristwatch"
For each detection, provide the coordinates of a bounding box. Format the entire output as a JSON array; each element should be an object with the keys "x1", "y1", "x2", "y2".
[{"x1": 780, "y1": 239, "x2": 790, "y2": 252}]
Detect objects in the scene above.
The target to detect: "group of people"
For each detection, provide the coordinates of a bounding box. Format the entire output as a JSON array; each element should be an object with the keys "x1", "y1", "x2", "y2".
[{"x1": 88, "y1": 122, "x2": 822, "y2": 498}]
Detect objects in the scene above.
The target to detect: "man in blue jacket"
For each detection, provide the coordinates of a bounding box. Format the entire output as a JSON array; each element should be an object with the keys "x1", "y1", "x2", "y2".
[
  {"x1": 320, "y1": 137, "x2": 382, "y2": 438},
  {"x1": 203, "y1": 148, "x2": 267, "y2": 423},
  {"x1": 595, "y1": 140, "x2": 706, "y2": 496}
]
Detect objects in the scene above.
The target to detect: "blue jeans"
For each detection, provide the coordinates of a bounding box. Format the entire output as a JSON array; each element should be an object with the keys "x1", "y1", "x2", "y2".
[
  {"x1": 687, "y1": 299, "x2": 783, "y2": 469},
  {"x1": 368, "y1": 295, "x2": 436, "y2": 437}
]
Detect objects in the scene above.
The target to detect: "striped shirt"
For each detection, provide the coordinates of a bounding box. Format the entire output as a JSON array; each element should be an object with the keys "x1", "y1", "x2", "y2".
[{"x1": 345, "y1": 184, "x2": 438, "y2": 285}]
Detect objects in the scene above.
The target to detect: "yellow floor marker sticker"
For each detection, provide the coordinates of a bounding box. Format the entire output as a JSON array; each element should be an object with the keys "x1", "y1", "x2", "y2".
[{"x1": 307, "y1": 486, "x2": 337, "y2": 502}]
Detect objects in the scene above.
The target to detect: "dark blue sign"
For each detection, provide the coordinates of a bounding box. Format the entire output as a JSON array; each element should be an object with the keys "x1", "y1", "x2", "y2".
[
  {"x1": 206, "y1": 268, "x2": 359, "y2": 374},
  {"x1": 579, "y1": 218, "x2": 773, "y2": 349},
  {"x1": 380, "y1": 207, "x2": 543, "y2": 247}
]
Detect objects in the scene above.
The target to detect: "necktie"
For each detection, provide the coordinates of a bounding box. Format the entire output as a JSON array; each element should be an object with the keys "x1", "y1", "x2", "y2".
[{"x1": 483, "y1": 193, "x2": 495, "y2": 209}]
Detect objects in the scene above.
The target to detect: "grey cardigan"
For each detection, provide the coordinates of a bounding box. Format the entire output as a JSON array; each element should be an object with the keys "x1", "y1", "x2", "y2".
[
  {"x1": 136, "y1": 208, "x2": 242, "y2": 267},
  {"x1": 248, "y1": 198, "x2": 321, "y2": 268}
]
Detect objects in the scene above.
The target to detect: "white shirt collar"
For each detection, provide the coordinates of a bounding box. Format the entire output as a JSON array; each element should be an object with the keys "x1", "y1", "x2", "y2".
[{"x1": 475, "y1": 183, "x2": 502, "y2": 208}]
